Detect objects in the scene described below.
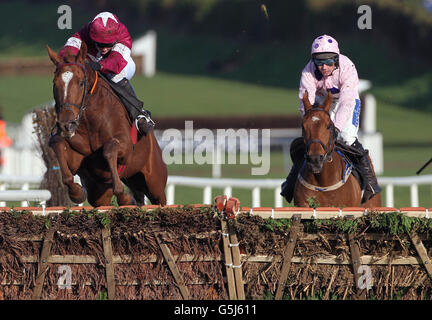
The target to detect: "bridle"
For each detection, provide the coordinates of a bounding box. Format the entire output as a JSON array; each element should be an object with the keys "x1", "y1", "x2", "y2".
[
  {"x1": 54, "y1": 62, "x2": 98, "y2": 124},
  {"x1": 298, "y1": 106, "x2": 354, "y2": 192},
  {"x1": 303, "y1": 107, "x2": 337, "y2": 163}
]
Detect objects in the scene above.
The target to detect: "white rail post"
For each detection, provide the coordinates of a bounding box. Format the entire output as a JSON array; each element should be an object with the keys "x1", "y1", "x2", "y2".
[
  {"x1": 73, "y1": 176, "x2": 84, "y2": 206},
  {"x1": 274, "y1": 186, "x2": 282, "y2": 208},
  {"x1": 203, "y1": 186, "x2": 212, "y2": 205},
  {"x1": 252, "y1": 187, "x2": 260, "y2": 208},
  {"x1": 223, "y1": 186, "x2": 232, "y2": 198},
  {"x1": 0, "y1": 183, "x2": 5, "y2": 207},
  {"x1": 166, "y1": 184, "x2": 175, "y2": 205},
  {"x1": 131, "y1": 30, "x2": 157, "y2": 77},
  {"x1": 386, "y1": 184, "x2": 394, "y2": 207},
  {"x1": 21, "y1": 182, "x2": 29, "y2": 207},
  {"x1": 410, "y1": 184, "x2": 419, "y2": 207},
  {"x1": 212, "y1": 144, "x2": 222, "y2": 178},
  {"x1": 40, "y1": 200, "x2": 46, "y2": 216}
]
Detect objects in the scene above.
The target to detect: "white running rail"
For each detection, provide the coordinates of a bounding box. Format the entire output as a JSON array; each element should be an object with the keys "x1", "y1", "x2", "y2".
[
  {"x1": 166, "y1": 175, "x2": 432, "y2": 208},
  {"x1": 0, "y1": 175, "x2": 50, "y2": 207},
  {"x1": 0, "y1": 174, "x2": 431, "y2": 208}
]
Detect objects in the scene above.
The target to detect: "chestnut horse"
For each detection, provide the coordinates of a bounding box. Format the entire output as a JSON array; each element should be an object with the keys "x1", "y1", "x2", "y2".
[
  {"x1": 293, "y1": 92, "x2": 381, "y2": 208},
  {"x1": 46, "y1": 43, "x2": 167, "y2": 207}
]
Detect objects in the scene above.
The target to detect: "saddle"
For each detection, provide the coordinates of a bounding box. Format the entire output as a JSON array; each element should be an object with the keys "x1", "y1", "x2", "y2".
[
  {"x1": 290, "y1": 137, "x2": 365, "y2": 190},
  {"x1": 334, "y1": 141, "x2": 365, "y2": 190},
  {"x1": 96, "y1": 71, "x2": 145, "y2": 124}
]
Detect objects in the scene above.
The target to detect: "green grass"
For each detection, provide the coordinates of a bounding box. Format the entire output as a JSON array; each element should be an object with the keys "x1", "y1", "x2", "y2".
[
  {"x1": 0, "y1": 72, "x2": 299, "y2": 123},
  {"x1": 133, "y1": 72, "x2": 300, "y2": 117}
]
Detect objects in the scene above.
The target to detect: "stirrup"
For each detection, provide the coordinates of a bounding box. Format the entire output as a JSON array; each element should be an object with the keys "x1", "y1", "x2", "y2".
[
  {"x1": 136, "y1": 114, "x2": 155, "y2": 126},
  {"x1": 135, "y1": 114, "x2": 155, "y2": 135},
  {"x1": 362, "y1": 183, "x2": 381, "y2": 203}
]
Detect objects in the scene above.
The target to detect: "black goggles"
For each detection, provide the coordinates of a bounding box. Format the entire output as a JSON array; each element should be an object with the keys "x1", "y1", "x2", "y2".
[
  {"x1": 94, "y1": 41, "x2": 116, "y2": 48},
  {"x1": 313, "y1": 58, "x2": 336, "y2": 66}
]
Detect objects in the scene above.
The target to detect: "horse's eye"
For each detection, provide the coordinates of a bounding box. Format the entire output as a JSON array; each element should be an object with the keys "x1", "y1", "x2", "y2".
[{"x1": 80, "y1": 81, "x2": 85, "y2": 87}]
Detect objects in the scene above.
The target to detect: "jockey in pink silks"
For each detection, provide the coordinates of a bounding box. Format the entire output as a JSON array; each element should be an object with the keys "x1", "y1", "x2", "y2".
[
  {"x1": 280, "y1": 34, "x2": 381, "y2": 204},
  {"x1": 59, "y1": 12, "x2": 154, "y2": 135}
]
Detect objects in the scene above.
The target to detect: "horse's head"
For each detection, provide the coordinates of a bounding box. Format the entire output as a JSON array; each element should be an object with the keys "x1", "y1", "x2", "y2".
[
  {"x1": 301, "y1": 91, "x2": 337, "y2": 173},
  {"x1": 47, "y1": 42, "x2": 91, "y2": 138}
]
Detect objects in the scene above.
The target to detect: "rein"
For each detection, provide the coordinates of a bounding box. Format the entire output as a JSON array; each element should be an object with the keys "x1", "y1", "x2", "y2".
[{"x1": 55, "y1": 62, "x2": 98, "y2": 124}]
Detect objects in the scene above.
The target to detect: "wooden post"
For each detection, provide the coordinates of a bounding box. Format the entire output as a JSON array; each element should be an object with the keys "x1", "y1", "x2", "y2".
[
  {"x1": 101, "y1": 227, "x2": 116, "y2": 300},
  {"x1": 275, "y1": 214, "x2": 301, "y2": 300},
  {"x1": 228, "y1": 221, "x2": 245, "y2": 300},
  {"x1": 155, "y1": 232, "x2": 190, "y2": 300},
  {"x1": 221, "y1": 219, "x2": 237, "y2": 300},
  {"x1": 409, "y1": 231, "x2": 432, "y2": 280},
  {"x1": 32, "y1": 228, "x2": 55, "y2": 300},
  {"x1": 348, "y1": 233, "x2": 367, "y2": 300}
]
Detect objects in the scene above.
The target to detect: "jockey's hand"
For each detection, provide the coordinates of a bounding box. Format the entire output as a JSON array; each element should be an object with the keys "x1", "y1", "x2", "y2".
[{"x1": 88, "y1": 61, "x2": 101, "y2": 71}]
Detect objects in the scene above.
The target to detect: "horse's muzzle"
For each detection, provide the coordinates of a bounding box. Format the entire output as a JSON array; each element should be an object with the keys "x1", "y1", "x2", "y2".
[
  {"x1": 59, "y1": 121, "x2": 78, "y2": 138},
  {"x1": 306, "y1": 154, "x2": 325, "y2": 173}
]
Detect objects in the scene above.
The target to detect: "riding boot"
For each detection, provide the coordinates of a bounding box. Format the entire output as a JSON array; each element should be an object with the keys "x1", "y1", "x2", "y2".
[
  {"x1": 280, "y1": 163, "x2": 301, "y2": 203},
  {"x1": 280, "y1": 137, "x2": 306, "y2": 203},
  {"x1": 116, "y1": 79, "x2": 155, "y2": 136},
  {"x1": 351, "y1": 139, "x2": 382, "y2": 203}
]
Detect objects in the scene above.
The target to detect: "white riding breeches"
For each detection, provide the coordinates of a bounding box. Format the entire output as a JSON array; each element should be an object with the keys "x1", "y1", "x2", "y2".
[{"x1": 314, "y1": 96, "x2": 361, "y2": 146}]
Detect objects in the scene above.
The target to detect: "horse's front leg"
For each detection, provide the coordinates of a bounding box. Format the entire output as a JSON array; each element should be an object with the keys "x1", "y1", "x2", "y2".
[
  {"x1": 102, "y1": 137, "x2": 127, "y2": 196},
  {"x1": 49, "y1": 135, "x2": 87, "y2": 203}
]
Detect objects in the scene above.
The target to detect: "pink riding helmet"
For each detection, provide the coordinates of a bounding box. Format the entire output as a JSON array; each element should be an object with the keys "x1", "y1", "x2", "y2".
[
  {"x1": 89, "y1": 12, "x2": 120, "y2": 44},
  {"x1": 311, "y1": 34, "x2": 340, "y2": 56}
]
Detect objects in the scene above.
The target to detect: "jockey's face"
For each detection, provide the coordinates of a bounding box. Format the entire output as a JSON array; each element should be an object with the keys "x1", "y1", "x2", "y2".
[
  {"x1": 317, "y1": 63, "x2": 336, "y2": 77},
  {"x1": 313, "y1": 56, "x2": 337, "y2": 77},
  {"x1": 96, "y1": 44, "x2": 113, "y2": 55}
]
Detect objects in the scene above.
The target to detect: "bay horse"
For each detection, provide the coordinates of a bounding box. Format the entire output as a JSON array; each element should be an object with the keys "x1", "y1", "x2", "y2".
[
  {"x1": 293, "y1": 91, "x2": 381, "y2": 208},
  {"x1": 46, "y1": 42, "x2": 167, "y2": 207}
]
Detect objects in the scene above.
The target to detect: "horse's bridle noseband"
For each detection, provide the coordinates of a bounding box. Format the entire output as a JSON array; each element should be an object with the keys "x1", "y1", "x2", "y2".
[
  {"x1": 303, "y1": 107, "x2": 337, "y2": 163},
  {"x1": 55, "y1": 62, "x2": 97, "y2": 124}
]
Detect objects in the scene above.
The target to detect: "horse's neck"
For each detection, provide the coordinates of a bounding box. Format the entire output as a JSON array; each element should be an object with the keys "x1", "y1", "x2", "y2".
[{"x1": 303, "y1": 152, "x2": 345, "y2": 186}]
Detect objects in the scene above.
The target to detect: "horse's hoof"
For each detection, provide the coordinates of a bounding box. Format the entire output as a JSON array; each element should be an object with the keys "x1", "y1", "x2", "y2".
[
  {"x1": 70, "y1": 188, "x2": 87, "y2": 204},
  {"x1": 113, "y1": 186, "x2": 124, "y2": 197}
]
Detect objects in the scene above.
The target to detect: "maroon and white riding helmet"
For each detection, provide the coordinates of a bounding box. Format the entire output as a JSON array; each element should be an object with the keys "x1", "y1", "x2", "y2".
[{"x1": 89, "y1": 12, "x2": 120, "y2": 45}]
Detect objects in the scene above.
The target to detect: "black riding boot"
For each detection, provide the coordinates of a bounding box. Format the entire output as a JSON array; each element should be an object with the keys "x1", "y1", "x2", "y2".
[
  {"x1": 351, "y1": 139, "x2": 381, "y2": 203},
  {"x1": 280, "y1": 163, "x2": 301, "y2": 203},
  {"x1": 281, "y1": 137, "x2": 306, "y2": 203},
  {"x1": 117, "y1": 79, "x2": 155, "y2": 135}
]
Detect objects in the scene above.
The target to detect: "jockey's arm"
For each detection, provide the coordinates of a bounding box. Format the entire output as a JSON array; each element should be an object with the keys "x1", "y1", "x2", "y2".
[
  {"x1": 59, "y1": 27, "x2": 85, "y2": 57},
  {"x1": 333, "y1": 62, "x2": 359, "y2": 132},
  {"x1": 298, "y1": 63, "x2": 317, "y2": 116},
  {"x1": 98, "y1": 43, "x2": 130, "y2": 75}
]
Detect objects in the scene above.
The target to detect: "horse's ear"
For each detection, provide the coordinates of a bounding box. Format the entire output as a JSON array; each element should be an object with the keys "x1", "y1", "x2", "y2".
[
  {"x1": 47, "y1": 45, "x2": 61, "y2": 66},
  {"x1": 76, "y1": 42, "x2": 88, "y2": 63},
  {"x1": 322, "y1": 91, "x2": 333, "y2": 112},
  {"x1": 302, "y1": 91, "x2": 313, "y2": 112}
]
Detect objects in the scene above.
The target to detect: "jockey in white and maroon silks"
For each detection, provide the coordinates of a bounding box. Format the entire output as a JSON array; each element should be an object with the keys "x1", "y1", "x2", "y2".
[
  {"x1": 281, "y1": 34, "x2": 381, "y2": 204},
  {"x1": 59, "y1": 12, "x2": 154, "y2": 135}
]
